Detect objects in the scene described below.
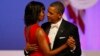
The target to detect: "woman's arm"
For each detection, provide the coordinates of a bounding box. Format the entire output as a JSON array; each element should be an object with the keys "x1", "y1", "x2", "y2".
[{"x1": 36, "y1": 28, "x2": 67, "y2": 56}]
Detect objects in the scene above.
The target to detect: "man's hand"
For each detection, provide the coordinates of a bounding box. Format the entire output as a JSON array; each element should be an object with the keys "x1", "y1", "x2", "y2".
[
  {"x1": 24, "y1": 43, "x2": 38, "y2": 56},
  {"x1": 67, "y1": 36, "x2": 76, "y2": 50},
  {"x1": 25, "y1": 43, "x2": 38, "y2": 52}
]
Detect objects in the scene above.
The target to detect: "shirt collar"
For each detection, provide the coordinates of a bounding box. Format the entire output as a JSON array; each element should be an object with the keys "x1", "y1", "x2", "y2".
[{"x1": 51, "y1": 18, "x2": 62, "y2": 28}]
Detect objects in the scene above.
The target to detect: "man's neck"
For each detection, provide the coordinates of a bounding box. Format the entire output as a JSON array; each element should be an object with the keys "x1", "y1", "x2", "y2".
[{"x1": 52, "y1": 18, "x2": 62, "y2": 24}]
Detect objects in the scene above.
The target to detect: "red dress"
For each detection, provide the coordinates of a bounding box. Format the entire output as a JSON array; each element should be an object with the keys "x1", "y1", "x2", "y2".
[{"x1": 24, "y1": 23, "x2": 50, "y2": 56}]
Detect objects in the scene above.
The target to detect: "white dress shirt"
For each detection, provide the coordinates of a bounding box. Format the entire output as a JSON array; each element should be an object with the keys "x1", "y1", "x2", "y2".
[
  {"x1": 48, "y1": 18, "x2": 62, "y2": 49},
  {"x1": 48, "y1": 18, "x2": 76, "y2": 52}
]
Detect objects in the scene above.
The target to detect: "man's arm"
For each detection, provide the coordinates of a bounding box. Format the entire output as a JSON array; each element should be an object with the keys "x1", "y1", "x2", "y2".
[
  {"x1": 68, "y1": 26, "x2": 82, "y2": 56},
  {"x1": 24, "y1": 44, "x2": 38, "y2": 56},
  {"x1": 67, "y1": 36, "x2": 76, "y2": 52}
]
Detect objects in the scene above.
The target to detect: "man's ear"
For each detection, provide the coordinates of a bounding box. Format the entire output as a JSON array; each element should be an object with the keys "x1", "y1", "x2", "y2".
[{"x1": 58, "y1": 13, "x2": 63, "y2": 18}]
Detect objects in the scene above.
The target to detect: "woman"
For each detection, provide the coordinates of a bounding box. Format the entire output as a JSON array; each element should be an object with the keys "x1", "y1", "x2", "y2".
[{"x1": 24, "y1": 1, "x2": 67, "y2": 56}]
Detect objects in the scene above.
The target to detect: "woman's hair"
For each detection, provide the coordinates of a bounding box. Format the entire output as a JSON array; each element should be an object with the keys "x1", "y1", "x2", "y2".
[{"x1": 24, "y1": 1, "x2": 45, "y2": 26}]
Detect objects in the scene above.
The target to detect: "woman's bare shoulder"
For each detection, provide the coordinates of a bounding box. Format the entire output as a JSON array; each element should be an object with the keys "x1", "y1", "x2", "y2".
[{"x1": 36, "y1": 27, "x2": 45, "y2": 35}]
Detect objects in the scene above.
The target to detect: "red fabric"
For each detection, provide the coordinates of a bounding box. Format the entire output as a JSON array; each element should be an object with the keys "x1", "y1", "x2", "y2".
[{"x1": 24, "y1": 23, "x2": 50, "y2": 56}]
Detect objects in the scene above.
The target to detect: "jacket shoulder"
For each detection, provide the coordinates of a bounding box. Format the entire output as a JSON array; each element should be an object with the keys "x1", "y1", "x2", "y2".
[
  {"x1": 63, "y1": 20, "x2": 78, "y2": 29},
  {"x1": 41, "y1": 22, "x2": 50, "y2": 29}
]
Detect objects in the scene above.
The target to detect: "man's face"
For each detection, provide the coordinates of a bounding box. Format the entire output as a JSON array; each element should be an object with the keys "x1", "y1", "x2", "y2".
[{"x1": 47, "y1": 6, "x2": 61, "y2": 24}]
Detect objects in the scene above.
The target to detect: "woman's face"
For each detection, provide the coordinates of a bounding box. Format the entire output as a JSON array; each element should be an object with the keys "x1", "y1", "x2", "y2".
[{"x1": 38, "y1": 10, "x2": 45, "y2": 21}]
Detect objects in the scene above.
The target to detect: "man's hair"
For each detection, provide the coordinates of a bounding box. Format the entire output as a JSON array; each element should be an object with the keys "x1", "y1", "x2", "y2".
[{"x1": 50, "y1": 1, "x2": 65, "y2": 14}]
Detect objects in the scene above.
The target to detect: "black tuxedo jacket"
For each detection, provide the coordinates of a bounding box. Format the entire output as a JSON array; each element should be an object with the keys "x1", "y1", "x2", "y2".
[{"x1": 41, "y1": 19, "x2": 81, "y2": 56}]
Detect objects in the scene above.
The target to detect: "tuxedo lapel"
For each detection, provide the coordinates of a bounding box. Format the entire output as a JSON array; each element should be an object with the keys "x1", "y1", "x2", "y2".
[
  {"x1": 52, "y1": 19, "x2": 67, "y2": 49},
  {"x1": 41, "y1": 22, "x2": 51, "y2": 35},
  {"x1": 55, "y1": 19, "x2": 65, "y2": 38},
  {"x1": 46, "y1": 27, "x2": 50, "y2": 35},
  {"x1": 46, "y1": 23, "x2": 51, "y2": 35}
]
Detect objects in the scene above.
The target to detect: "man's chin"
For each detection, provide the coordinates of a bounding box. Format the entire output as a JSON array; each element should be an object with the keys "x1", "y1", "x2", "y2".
[{"x1": 48, "y1": 20, "x2": 51, "y2": 22}]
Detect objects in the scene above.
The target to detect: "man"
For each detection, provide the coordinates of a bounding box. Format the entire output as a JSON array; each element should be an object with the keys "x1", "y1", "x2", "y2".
[{"x1": 41, "y1": 1, "x2": 81, "y2": 56}]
